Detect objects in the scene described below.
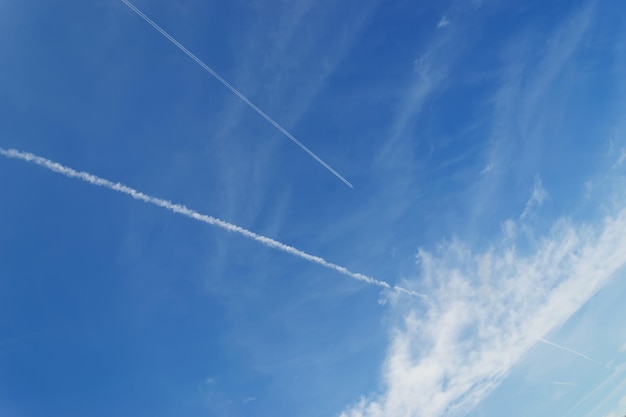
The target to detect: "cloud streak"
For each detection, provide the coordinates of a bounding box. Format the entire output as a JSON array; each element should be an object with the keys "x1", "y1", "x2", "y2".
[
  {"x1": 120, "y1": 0, "x2": 353, "y2": 188},
  {"x1": 0, "y1": 147, "x2": 427, "y2": 298}
]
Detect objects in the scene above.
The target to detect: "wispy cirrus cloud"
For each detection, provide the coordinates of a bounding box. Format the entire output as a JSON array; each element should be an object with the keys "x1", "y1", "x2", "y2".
[
  {"x1": 335, "y1": 3, "x2": 623, "y2": 416},
  {"x1": 470, "y1": 2, "x2": 597, "y2": 223}
]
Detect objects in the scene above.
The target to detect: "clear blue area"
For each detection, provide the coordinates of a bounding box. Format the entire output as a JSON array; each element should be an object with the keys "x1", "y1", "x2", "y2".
[{"x1": 1, "y1": 1, "x2": 626, "y2": 416}]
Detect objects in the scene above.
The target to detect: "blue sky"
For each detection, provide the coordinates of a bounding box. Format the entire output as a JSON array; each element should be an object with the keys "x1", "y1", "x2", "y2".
[{"x1": 1, "y1": 0, "x2": 626, "y2": 416}]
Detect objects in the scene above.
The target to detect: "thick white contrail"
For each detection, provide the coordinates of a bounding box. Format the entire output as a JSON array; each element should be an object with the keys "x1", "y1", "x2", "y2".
[
  {"x1": 0, "y1": 147, "x2": 425, "y2": 297},
  {"x1": 120, "y1": 0, "x2": 353, "y2": 189},
  {"x1": 540, "y1": 338, "x2": 607, "y2": 368}
]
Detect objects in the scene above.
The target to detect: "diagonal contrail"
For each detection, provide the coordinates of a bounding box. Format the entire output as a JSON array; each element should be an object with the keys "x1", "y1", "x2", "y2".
[
  {"x1": 0, "y1": 147, "x2": 424, "y2": 298},
  {"x1": 120, "y1": 0, "x2": 353, "y2": 189},
  {"x1": 539, "y1": 338, "x2": 607, "y2": 368}
]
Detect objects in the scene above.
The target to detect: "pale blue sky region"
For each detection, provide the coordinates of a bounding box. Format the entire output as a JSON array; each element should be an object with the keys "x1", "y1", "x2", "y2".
[{"x1": 1, "y1": 1, "x2": 626, "y2": 417}]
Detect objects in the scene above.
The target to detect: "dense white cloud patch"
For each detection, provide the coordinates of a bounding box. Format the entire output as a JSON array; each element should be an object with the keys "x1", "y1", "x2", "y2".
[{"x1": 341, "y1": 205, "x2": 626, "y2": 417}]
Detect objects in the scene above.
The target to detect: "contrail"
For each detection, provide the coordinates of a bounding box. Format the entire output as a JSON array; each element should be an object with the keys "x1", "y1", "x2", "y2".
[
  {"x1": 540, "y1": 338, "x2": 607, "y2": 368},
  {"x1": 120, "y1": 0, "x2": 353, "y2": 189},
  {"x1": 0, "y1": 147, "x2": 424, "y2": 298},
  {"x1": 550, "y1": 381, "x2": 577, "y2": 387}
]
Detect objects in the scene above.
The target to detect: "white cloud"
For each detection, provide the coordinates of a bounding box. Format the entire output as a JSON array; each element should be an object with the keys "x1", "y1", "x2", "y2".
[
  {"x1": 470, "y1": 3, "x2": 595, "y2": 222},
  {"x1": 341, "y1": 205, "x2": 626, "y2": 417},
  {"x1": 437, "y1": 16, "x2": 450, "y2": 28},
  {"x1": 520, "y1": 175, "x2": 548, "y2": 220},
  {"x1": 377, "y1": 51, "x2": 447, "y2": 172}
]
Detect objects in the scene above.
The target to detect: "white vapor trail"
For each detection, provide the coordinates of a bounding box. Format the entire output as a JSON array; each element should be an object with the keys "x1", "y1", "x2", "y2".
[
  {"x1": 120, "y1": 0, "x2": 353, "y2": 189},
  {"x1": 0, "y1": 147, "x2": 423, "y2": 297},
  {"x1": 551, "y1": 381, "x2": 577, "y2": 387},
  {"x1": 540, "y1": 338, "x2": 607, "y2": 368}
]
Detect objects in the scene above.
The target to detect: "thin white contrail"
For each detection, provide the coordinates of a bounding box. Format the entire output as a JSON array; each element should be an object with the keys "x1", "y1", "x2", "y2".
[
  {"x1": 0, "y1": 147, "x2": 425, "y2": 298},
  {"x1": 539, "y1": 338, "x2": 607, "y2": 368},
  {"x1": 120, "y1": 0, "x2": 353, "y2": 189},
  {"x1": 550, "y1": 381, "x2": 577, "y2": 387}
]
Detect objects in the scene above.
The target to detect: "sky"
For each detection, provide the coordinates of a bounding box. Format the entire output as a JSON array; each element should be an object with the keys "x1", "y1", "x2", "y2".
[{"x1": 1, "y1": 0, "x2": 626, "y2": 416}]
